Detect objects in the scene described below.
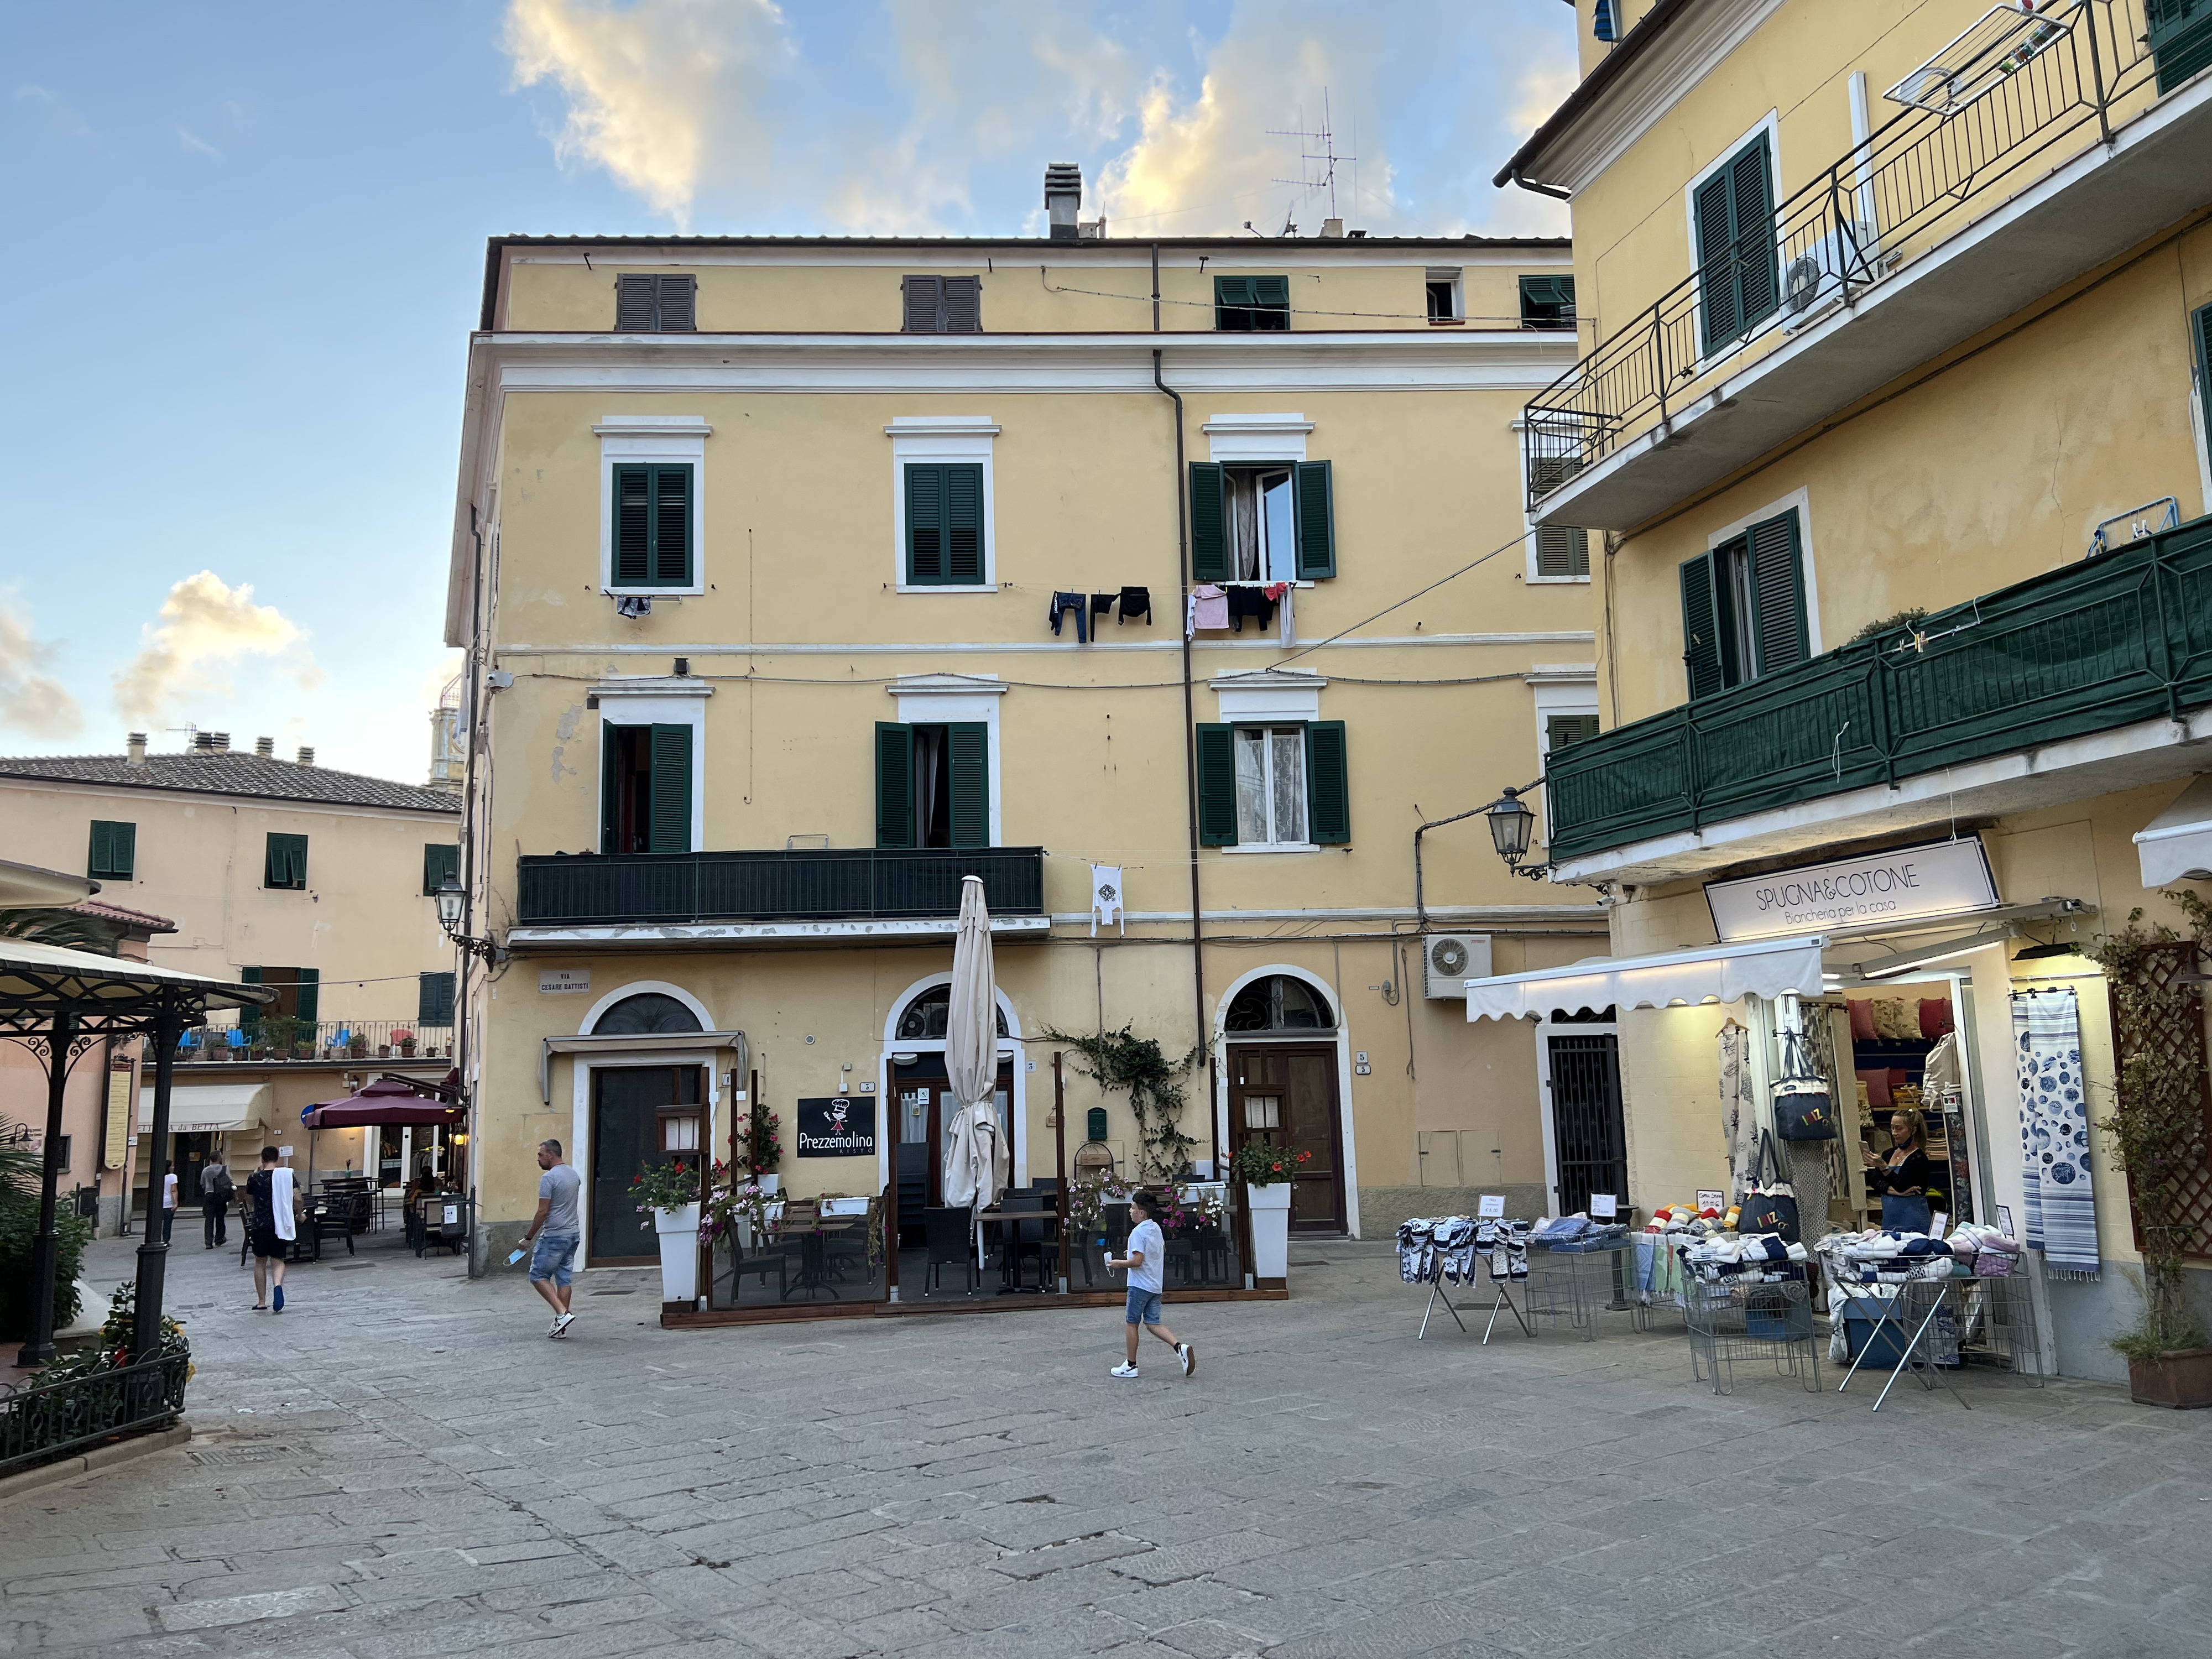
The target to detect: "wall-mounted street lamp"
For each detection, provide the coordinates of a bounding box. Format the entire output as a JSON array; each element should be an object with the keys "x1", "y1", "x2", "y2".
[
  {"x1": 1483, "y1": 783, "x2": 1550, "y2": 881},
  {"x1": 436, "y1": 874, "x2": 503, "y2": 963}
]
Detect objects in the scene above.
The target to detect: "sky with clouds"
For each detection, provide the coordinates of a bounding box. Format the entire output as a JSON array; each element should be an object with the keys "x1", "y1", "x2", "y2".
[{"x1": 2, "y1": 1, "x2": 1574, "y2": 784}]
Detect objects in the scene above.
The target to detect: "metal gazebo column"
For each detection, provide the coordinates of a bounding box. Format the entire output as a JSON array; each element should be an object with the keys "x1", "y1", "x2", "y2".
[
  {"x1": 14, "y1": 1010, "x2": 84, "y2": 1368},
  {"x1": 132, "y1": 988, "x2": 186, "y2": 1366}
]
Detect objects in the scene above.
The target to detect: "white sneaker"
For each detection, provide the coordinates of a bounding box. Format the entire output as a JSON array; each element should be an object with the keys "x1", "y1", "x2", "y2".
[
  {"x1": 551, "y1": 1313, "x2": 575, "y2": 1339},
  {"x1": 1109, "y1": 1362, "x2": 1139, "y2": 1378},
  {"x1": 547, "y1": 1316, "x2": 562, "y2": 1337},
  {"x1": 1177, "y1": 1343, "x2": 1194, "y2": 1378}
]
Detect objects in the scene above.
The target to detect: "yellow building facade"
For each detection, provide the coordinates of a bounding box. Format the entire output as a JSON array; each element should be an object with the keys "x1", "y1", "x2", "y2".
[
  {"x1": 446, "y1": 207, "x2": 1615, "y2": 1282},
  {"x1": 1495, "y1": 0, "x2": 2212, "y2": 1379}
]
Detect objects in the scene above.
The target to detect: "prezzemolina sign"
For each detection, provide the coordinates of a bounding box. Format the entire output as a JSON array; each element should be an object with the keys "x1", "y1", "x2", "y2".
[
  {"x1": 1704, "y1": 839, "x2": 1998, "y2": 942},
  {"x1": 795, "y1": 1096, "x2": 877, "y2": 1158}
]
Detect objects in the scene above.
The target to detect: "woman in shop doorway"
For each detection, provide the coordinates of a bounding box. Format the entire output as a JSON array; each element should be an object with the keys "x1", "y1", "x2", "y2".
[{"x1": 1862, "y1": 1108, "x2": 1942, "y2": 1234}]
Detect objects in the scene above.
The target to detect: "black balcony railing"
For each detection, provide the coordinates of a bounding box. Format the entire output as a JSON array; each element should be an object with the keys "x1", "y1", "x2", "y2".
[
  {"x1": 515, "y1": 847, "x2": 1047, "y2": 928},
  {"x1": 1526, "y1": 0, "x2": 2171, "y2": 509},
  {"x1": 1544, "y1": 513, "x2": 2212, "y2": 863}
]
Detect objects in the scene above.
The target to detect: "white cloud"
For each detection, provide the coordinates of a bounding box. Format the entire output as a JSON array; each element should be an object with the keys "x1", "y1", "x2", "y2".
[
  {"x1": 175, "y1": 124, "x2": 221, "y2": 158},
  {"x1": 0, "y1": 601, "x2": 85, "y2": 739},
  {"x1": 113, "y1": 572, "x2": 314, "y2": 729},
  {"x1": 15, "y1": 84, "x2": 92, "y2": 140}
]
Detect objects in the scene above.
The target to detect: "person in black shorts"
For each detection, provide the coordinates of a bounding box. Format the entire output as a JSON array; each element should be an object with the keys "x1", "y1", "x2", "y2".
[{"x1": 244, "y1": 1147, "x2": 296, "y2": 1312}]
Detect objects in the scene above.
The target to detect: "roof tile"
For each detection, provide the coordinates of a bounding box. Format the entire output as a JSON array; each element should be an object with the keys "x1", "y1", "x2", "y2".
[{"x1": 0, "y1": 752, "x2": 462, "y2": 815}]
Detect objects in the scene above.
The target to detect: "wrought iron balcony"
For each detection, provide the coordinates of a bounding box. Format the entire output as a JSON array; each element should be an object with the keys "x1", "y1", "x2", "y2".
[
  {"x1": 514, "y1": 847, "x2": 1047, "y2": 929},
  {"x1": 1543, "y1": 514, "x2": 2212, "y2": 865},
  {"x1": 1526, "y1": 0, "x2": 2188, "y2": 526}
]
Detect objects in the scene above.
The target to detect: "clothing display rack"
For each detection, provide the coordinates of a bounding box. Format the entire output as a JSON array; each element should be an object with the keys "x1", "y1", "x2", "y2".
[
  {"x1": 1684, "y1": 1275, "x2": 1823, "y2": 1396},
  {"x1": 1399, "y1": 1215, "x2": 1535, "y2": 1342},
  {"x1": 1833, "y1": 1272, "x2": 2043, "y2": 1411}
]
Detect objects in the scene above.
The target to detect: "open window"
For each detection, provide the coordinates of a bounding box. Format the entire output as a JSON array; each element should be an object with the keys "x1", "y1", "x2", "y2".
[
  {"x1": 1190, "y1": 461, "x2": 1334, "y2": 581},
  {"x1": 1213, "y1": 275, "x2": 1290, "y2": 331},
  {"x1": 1196, "y1": 721, "x2": 1349, "y2": 849},
  {"x1": 601, "y1": 723, "x2": 693, "y2": 854},
  {"x1": 1679, "y1": 508, "x2": 1807, "y2": 697},
  {"x1": 1426, "y1": 268, "x2": 1463, "y2": 324},
  {"x1": 875, "y1": 722, "x2": 988, "y2": 849},
  {"x1": 1519, "y1": 275, "x2": 1577, "y2": 328}
]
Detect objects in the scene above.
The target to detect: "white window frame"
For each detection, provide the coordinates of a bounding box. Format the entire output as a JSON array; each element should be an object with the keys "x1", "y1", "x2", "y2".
[
  {"x1": 1684, "y1": 111, "x2": 1782, "y2": 374},
  {"x1": 591, "y1": 676, "x2": 711, "y2": 853},
  {"x1": 1202, "y1": 414, "x2": 1312, "y2": 465},
  {"x1": 888, "y1": 416, "x2": 998, "y2": 593},
  {"x1": 1425, "y1": 267, "x2": 1464, "y2": 324},
  {"x1": 887, "y1": 674, "x2": 1005, "y2": 847},
  {"x1": 1228, "y1": 724, "x2": 1314, "y2": 852},
  {"x1": 1529, "y1": 666, "x2": 1600, "y2": 850},
  {"x1": 1704, "y1": 485, "x2": 1823, "y2": 664},
  {"x1": 595, "y1": 416, "x2": 709, "y2": 597},
  {"x1": 1512, "y1": 416, "x2": 1593, "y2": 585}
]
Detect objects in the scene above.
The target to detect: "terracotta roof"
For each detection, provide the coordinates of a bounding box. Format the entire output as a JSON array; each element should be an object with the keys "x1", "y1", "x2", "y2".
[
  {"x1": 0, "y1": 751, "x2": 461, "y2": 815},
  {"x1": 72, "y1": 899, "x2": 179, "y2": 935}
]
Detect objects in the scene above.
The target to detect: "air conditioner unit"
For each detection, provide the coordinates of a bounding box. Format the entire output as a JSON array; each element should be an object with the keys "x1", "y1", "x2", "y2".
[
  {"x1": 1422, "y1": 933, "x2": 1493, "y2": 1000},
  {"x1": 1783, "y1": 221, "x2": 1884, "y2": 319}
]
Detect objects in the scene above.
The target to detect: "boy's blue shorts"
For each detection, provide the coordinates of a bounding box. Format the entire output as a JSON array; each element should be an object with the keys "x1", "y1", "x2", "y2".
[{"x1": 1124, "y1": 1287, "x2": 1162, "y2": 1326}]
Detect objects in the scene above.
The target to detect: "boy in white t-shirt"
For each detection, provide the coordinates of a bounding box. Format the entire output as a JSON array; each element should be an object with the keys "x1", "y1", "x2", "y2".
[{"x1": 1105, "y1": 1190, "x2": 1194, "y2": 1380}]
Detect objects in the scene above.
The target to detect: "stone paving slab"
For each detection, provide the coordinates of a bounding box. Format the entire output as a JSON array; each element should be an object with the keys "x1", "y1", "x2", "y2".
[{"x1": 4, "y1": 1230, "x2": 2210, "y2": 1657}]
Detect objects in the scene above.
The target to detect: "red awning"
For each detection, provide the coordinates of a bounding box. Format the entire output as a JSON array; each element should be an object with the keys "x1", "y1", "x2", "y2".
[{"x1": 304, "y1": 1076, "x2": 466, "y2": 1131}]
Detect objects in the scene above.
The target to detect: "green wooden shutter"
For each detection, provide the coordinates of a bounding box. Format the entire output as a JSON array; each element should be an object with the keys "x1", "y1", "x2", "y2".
[
  {"x1": 601, "y1": 722, "x2": 619, "y2": 852},
  {"x1": 2151, "y1": 0, "x2": 2212, "y2": 93},
  {"x1": 1304, "y1": 722, "x2": 1350, "y2": 844},
  {"x1": 1747, "y1": 508, "x2": 1808, "y2": 676},
  {"x1": 295, "y1": 967, "x2": 319, "y2": 1025},
  {"x1": 1694, "y1": 170, "x2": 1740, "y2": 354},
  {"x1": 1194, "y1": 723, "x2": 1239, "y2": 847},
  {"x1": 1546, "y1": 713, "x2": 1603, "y2": 750},
  {"x1": 265, "y1": 833, "x2": 306, "y2": 889},
  {"x1": 1292, "y1": 460, "x2": 1335, "y2": 579},
  {"x1": 1213, "y1": 275, "x2": 1253, "y2": 329},
  {"x1": 1535, "y1": 524, "x2": 1590, "y2": 577},
  {"x1": 1252, "y1": 274, "x2": 1290, "y2": 328},
  {"x1": 422, "y1": 843, "x2": 460, "y2": 896},
  {"x1": 88, "y1": 820, "x2": 135, "y2": 880},
  {"x1": 613, "y1": 464, "x2": 652, "y2": 584},
  {"x1": 1679, "y1": 552, "x2": 1725, "y2": 700},
  {"x1": 2195, "y1": 302, "x2": 2212, "y2": 456},
  {"x1": 418, "y1": 971, "x2": 455, "y2": 1027},
  {"x1": 902, "y1": 274, "x2": 942, "y2": 332},
  {"x1": 875, "y1": 722, "x2": 915, "y2": 848},
  {"x1": 616, "y1": 274, "x2": 657, "y2": 331},
  {"x1": 648, "y1": 724, "x2": 691, "y2": 854},
  {"x1": 1730, "y1": 135, "x2": 1778, "y2": 330},
  {"x1": 1519, "y1": 275, "x2": 1577, "y2": 326},
  {"x1": 947, "y1": 722, "x2": 989, "y2": 849},
  {"x1": 1189, "y1": 462, "x2": 1228, "y2": 581},
  {"x1": 945, "y1": 463, "x2": 984, "y2": 583},
  {"x1": 905, "y1": 463, "x2": 944, "y2": 583},
  {"x1": 651, "y1": 465, "x2": 691, "y2": 585},
  {"x1": 239, "y1": 964, "x2": 262, "y2": 1034}
]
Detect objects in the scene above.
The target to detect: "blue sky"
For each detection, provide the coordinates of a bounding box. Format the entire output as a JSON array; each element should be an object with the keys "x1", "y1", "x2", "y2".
[{"x1": 0, "y1": 1, "x2": 1574, "y2": 782}]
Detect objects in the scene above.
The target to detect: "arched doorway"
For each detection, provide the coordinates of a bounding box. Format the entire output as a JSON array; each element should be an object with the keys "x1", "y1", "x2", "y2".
[
  {"x1": 581, "y1": 985, "x2": 709, "y2": 1267},
  {"x1": 883, "y1": 976, "x2": 1022, "y2": 1235},
  {"x1": 1219, "y1": 970, "x2": 1349, "y2": 1235}
]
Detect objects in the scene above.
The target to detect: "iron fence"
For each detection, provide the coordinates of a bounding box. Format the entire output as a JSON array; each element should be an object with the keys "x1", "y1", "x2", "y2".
[
  {"x1": 1526, "y1": 0, "x2": 2170, "y2": 509},
  {"x1": 0, "y1": 1350, "x2": 190, "y2": 1477},
  {"x1": 515, "y1": 847, "x2": 1047, "y2": 928},
  {"x1": 1544, "y1": 512, "x2": 2212, "y2": 860}
]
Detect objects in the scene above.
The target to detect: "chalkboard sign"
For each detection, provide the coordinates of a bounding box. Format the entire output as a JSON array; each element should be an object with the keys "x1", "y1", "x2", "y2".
[{"x1": 796, "y1": 1097, "x2": 877, "y2": 1158}]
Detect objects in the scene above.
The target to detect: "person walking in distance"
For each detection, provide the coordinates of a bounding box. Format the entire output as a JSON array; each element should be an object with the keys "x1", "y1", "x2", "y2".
[
  {"x1": 245, "y1": 1147, "x2": 296, "y2": 1312},
  {"x1": 201, "y1": 1159, "x2": 235, "y2": 1249},
  {"x1": 518, "y1": 1139, "x2": 582, "y2": 1338},
  {"x1": 159, "y1": 1167, "x2": 178, "y2": 1244},
  {"x1": 1106, "y1": 1189, "x2": 1194, "y2": 1379}
]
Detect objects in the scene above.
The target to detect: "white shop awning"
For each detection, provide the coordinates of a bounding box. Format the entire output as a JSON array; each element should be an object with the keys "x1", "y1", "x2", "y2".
[
  {"x1": 1464, "y1": 934, "x2": 1827, "y2": 1022},
  {"x1": 144, "y1": 1082, "x2": 272, "y2": 1136},
  {"x1": 2134, "y1": 775, "x2": 2212, "y2": 889}
]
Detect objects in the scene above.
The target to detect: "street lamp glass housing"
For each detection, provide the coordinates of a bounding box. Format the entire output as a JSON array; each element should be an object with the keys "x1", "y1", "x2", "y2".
[
  {"x1": 1485, "y1": 788, "x2": 1535, "y2": 864},
  {"x1": 436, "y1": 875, "x2": 465, "y2": 933}
]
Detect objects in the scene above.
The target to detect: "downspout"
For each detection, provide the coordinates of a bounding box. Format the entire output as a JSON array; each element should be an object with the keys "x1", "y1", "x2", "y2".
[
  {"x1": 460, "y1": 500, "x2": 488, "y2": 1266},
  {"x1": 1507, "y1": 168, "x2": 1573, "y2": 202},
  {"x1": 1154, "y1": 316, "x2": 1212, "y2": 1177}
]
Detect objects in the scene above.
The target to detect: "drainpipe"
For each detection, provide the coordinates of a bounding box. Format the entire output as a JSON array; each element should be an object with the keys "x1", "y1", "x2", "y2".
[
  {"x1": 459, "y1": 502, "x2": 488, "y2": 1265},
  {"x1": 1154, "y1": 337, "x2": 1212, "y2": 1175}
]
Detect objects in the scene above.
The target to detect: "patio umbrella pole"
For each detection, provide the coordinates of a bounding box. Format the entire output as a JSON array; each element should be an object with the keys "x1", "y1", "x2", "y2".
[
  {"x1": 132, "y1": 992, "x2": 184, "y2": 1365},
  {"x1": 1055, "y1": 1051, "x2": 1068, "y2": 1294},
  {"x1": 14, "y1": 1010, "x2": 77, "y2": 1368}
]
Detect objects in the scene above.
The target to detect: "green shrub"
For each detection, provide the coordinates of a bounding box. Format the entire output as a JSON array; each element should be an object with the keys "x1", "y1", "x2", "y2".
[{"x1": 0, "y1": 1130, "x2": 91, "y2": 1340}]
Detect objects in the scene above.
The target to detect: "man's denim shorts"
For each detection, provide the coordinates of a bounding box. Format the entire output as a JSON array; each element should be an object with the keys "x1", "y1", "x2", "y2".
[
  {"x1": 530, "y1": 1232, "x2": 578, "y2": 1287},
  {"x1": 1124, "y1": 1287, "x2": 1163, "y2": 1326}
]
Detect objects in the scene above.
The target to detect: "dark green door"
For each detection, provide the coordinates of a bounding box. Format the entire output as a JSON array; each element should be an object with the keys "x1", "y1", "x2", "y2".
[{"x1": 590, "y1": 1068, "x2": 678, "y2": 1265}]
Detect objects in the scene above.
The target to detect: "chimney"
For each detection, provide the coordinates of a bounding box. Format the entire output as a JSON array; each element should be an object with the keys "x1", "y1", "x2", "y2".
[
  {"x1": 191, "y1": 731, "x2": 215, "y2": 752},
  {"x1": 1044, "y1": 161, "x2": 1082, "y2": 242},
  {"x1": 296, "y1": 746, "x2": 316, "y2": 766},
  {"x1": 126, "y1": 733, "x2": 148, "y2": 766},
  {"x1": 211, "y1": 732, "x2": 230, "y2": 751},
  {"x1": 255, "y1": 736, "x2": 275, "y2": 757}
]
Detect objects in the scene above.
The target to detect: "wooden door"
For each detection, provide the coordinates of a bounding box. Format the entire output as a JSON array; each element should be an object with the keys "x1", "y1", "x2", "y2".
[
  {"x1": 1229, "y1": 1044, "x2": 1344, "y2": 1234},
  {"x1": 589, "y1": 1065, "x2": 699, "y2": 1266}
]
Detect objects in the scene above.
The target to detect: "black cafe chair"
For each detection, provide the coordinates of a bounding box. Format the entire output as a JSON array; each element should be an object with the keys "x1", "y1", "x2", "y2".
[{"x1": 924, "y1": 1205, "x2": 977, "y2": 1295}]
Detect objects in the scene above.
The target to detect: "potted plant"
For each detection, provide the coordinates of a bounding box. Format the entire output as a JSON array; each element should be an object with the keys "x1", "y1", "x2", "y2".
[
  {"x1": 632, "y1": 1159, "x2": 703, "y2": 1305},
  {"x1": 738, "y1": 1096, "x2": 783, "y2": 1193},
  {"x1": 701, "y1": 1162, "x2": 778, "y2": 1252},
  {"x1": 2085, "y1": 900, "x2": 2212, "y2": 1407},
  {"x1": 394, "y1": 1029, "x2": 416, "y2": 1058},
  {"x1": 347, "y1": 1033, "x2": 369, "y2": 1060},
  {"x1": 1229, "y1": 1141, "x2": 1310, "y2": 1282}
]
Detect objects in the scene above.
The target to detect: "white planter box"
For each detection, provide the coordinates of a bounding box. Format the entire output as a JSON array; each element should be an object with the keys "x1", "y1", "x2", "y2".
[
  {"x1": 1246, "y1": 1181, "x2": 1292, "y2": 1280},
  {"x1": 655, "y1": 1202, "x2": 701, "y2": 1303}
]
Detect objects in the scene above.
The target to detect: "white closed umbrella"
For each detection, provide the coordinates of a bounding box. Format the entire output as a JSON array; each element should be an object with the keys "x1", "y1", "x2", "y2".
[{"x1": 942, "y1": 877, "x2": 1008, "y2": 1264}]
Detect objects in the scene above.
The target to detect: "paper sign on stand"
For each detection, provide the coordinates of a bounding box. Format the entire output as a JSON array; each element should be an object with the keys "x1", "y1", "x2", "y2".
[
  {"x1": 1477, "y1": 1193, "x2": 1506, "y2": 1218},
  {"x1": 1697, "y1": 1190, "x2": 1725, "y2": 1212},
  {"x1": 1997, "y1": 1204, "x2": 2015, "y2": 1237},
  {"x1": 1590, "y1": 1193, "x2": 1619, "y2": 1218}
]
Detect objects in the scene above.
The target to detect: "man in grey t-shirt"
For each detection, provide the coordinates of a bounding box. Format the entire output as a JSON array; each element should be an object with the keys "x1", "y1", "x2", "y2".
[{"x1": 519, "y1": 1140, "x2": 583, "y2": 1337}]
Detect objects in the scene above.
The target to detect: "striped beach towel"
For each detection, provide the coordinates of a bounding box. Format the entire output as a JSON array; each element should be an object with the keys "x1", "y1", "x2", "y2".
[{"x1": 2014, "y1": 989, "x2": 2099, "y2": 1279}]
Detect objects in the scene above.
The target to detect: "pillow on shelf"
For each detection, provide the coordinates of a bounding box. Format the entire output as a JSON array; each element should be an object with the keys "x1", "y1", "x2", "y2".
[
  {"x1": 1856, "y1": 1067, "x2": 1894, "y2": 1109},
  {"x1": 1919, "y1": 997, "x2": 1954, "y2": 1039},
  {"x1": 1849, "y1": 999, "x2": 1877, "y2": 1042}
]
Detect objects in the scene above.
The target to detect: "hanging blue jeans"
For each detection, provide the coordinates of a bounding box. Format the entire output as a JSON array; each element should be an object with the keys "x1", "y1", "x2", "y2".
[{"x1": 1048, "y1": 591, "x2": 1088, "y2": 643}]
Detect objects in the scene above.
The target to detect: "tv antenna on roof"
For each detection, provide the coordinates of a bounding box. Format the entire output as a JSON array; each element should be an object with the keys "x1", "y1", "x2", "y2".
[{"x1": 1269, "y1": 88, "x2": 1357, "y2": 227}]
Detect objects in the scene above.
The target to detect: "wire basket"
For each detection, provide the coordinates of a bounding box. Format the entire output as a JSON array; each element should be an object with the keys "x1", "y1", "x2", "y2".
[{"x1": 1686, "y1": 1275, "x2": 1822, "y2": 1396}]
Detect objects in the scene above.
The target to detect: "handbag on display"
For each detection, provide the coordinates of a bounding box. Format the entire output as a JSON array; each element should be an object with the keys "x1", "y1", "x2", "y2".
[
  {"x1": 1772, "y1": 1030, "x2": 1839, "y2": 1141},
  {"x1": 1739, "y1": 1131, "x2": 1802, "y2": 1244}
]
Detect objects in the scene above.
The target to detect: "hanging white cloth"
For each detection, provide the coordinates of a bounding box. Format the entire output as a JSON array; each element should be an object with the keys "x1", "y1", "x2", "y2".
[
  {"x1": 1090, "y1": 864, "x2": 1124, "y2": 937},
  {"x1": 1720, "y1": 1022, "x2": 1760, "y2": 1203},
  {"x1": 941, "y1": 877, "x2": 1009, "y2": 1215},
  {"x1": 270, "y1": 1165, "x2": 298, "y2": 1242}
]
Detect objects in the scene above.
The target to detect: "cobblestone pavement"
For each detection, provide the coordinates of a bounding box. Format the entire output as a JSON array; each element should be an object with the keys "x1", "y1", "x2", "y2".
[{"x1": 4, "y1": 1229, "x2": 2210, "y2": 1659}]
